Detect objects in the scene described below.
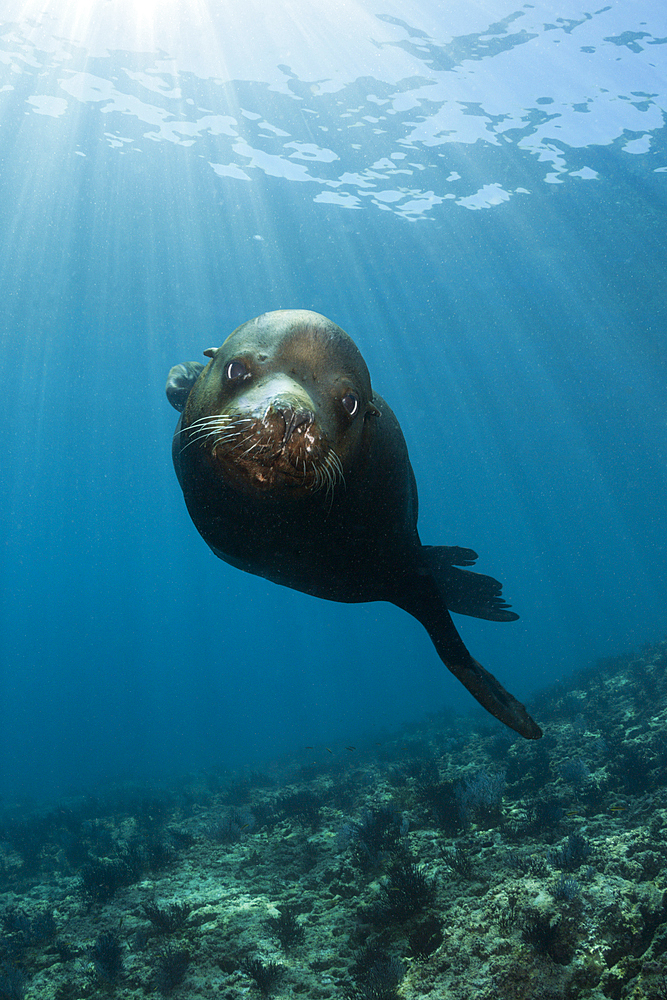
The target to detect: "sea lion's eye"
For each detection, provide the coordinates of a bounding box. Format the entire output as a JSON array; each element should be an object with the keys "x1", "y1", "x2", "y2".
[
  {"x1": 226, "y1": 360, "x2": 247, "y2": 380},
  {"x1": 342, "y1": 392, "x2": 359, "y2": 417}
]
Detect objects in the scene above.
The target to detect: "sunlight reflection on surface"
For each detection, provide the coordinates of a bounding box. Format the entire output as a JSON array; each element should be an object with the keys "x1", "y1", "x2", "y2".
[{"x1": 4, "y1": 0, "x2": 665, "y2": 223}]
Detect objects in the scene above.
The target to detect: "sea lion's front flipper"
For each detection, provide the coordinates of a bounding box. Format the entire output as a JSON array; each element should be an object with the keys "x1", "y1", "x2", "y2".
[
  {"x1": 166, "y1": 362, "x2": 205, "y2": 412},
  {"x1": 397, "y1": 578, "x2": 542, "y2": 740}
]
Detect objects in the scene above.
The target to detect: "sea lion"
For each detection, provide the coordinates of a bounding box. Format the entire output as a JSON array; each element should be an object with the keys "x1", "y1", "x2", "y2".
[{"x1": 167, "y1": 309, "x2": 542, "y2": 739}]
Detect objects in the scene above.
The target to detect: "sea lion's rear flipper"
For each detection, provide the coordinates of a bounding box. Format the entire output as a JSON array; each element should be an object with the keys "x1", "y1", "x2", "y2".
[
  {"x1": 397, "y1": 575, "x2": 542, "y2": 740},
  {"x1": 166, "y1": 362, "x2": 205, "y2": 412},
  {"x1": 449, "y1": 646, "x2": 543, "y2": 740},
  {"x1": 422, "y1": 545, "x2": 520, "y2": 622}
]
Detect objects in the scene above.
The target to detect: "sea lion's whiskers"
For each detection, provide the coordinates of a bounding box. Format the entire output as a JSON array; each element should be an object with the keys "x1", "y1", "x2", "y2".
[
  {"x1": 325, "y1": 458, "x2": 336, "y2": 489},
  {"x1": 328, "y1": 449, "x2": 345, "y2": 485},
  {"x1": 187, "y1": 415, "x2": 254, "y2": 437},
  {"x1": 178, "y1": 413, "x2": 225, "y2": 431},
  {"x1": 181, "y1": 427, "x2": 230, "y2": 452},
  {"x1": 308, "y1": 450, "x2": 343, "y2": 510},
  {"x1": 183, "y1": 415, "x2": 258, "y2": 454},
  {"x1": 187, "y1": 424, "x2": 227, "y2": 442},
  {"x1": 227, "y1": 429, "x2": 274, "y2": 458},
  {"x1": 175, "y1": 421, "x2": 220, "y2": 441},
  {"x1": 187, "y1": 415, "x2": 230, "y2": 431},
  {"x1": 311, "y1": 450, "x2": 343, "y2": 497},
  {"x1": 214, "y1": 429, "x2": 245, "y2": 442},
  {"x1": 324, "y1": 458, "x2": 337, "y2": 502},
  {"x1": 308, "y1": 457, "x2": 327, "y2": 496},
  {"x1": 241, "y1": 439, "x2": 263, "y2": 457},
  {"x1": 211, "y1": 431, "x2": 246, "y2": 452},
  {"x1": 181, "y1": 415, "x2": 230, "y2": 444}
]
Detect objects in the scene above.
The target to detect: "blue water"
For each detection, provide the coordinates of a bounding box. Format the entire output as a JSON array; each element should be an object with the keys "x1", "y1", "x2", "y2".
[{"x1": 0, "y1": 0, "x2": 665, "y2": 802}]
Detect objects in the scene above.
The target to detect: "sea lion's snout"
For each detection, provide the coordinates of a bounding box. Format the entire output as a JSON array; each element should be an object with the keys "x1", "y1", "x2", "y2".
[{"x1": 180, "y1": 372, "x2": 341, "y2": 498}]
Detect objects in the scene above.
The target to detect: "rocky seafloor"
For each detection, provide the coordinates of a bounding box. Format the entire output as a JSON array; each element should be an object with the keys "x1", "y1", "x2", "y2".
[{"x1": 3, "y1": 639, "x2": 667, "y2": 1000}]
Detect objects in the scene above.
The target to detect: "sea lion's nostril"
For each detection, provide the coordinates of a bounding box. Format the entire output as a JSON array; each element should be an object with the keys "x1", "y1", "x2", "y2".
[{"x1": 280, "y1": 406, "x2": 314, "y2": 444}]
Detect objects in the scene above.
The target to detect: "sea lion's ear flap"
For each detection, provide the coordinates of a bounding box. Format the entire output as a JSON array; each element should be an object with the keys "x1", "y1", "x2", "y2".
[
  {"x1": 166, "y1": 361, "x2": 205, "y2": 412},
  {"x1": 203, "y1": 348, "x2": 218, "y2": 359}
]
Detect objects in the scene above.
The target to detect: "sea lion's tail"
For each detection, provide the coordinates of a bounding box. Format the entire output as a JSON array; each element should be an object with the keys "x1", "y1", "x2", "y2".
[{"x1": 396, "y1": 555, "x2": 542, "y2": 740}]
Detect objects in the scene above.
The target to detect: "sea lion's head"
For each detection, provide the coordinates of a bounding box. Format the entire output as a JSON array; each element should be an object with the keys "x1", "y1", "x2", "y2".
[{"x1": 169, "y1": 310, "x2": 379, "y2": 498}]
